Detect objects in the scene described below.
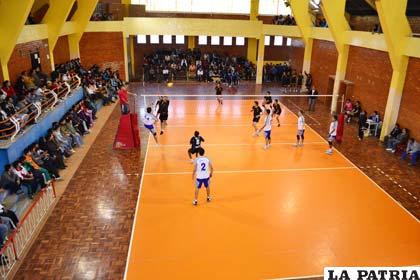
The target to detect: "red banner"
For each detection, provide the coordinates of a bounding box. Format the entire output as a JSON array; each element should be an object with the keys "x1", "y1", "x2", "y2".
[
  {"x1": 336, "y1": 113, "x2": 345, "y2": 143},
  {"x1": 113, "y1": 113, "x2": 140, "y2": 149}
]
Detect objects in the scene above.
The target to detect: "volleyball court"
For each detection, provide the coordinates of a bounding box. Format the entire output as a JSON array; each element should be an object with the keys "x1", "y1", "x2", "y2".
[{"x1": 124, "y1": 93, "x2": 420, "y2": 280}]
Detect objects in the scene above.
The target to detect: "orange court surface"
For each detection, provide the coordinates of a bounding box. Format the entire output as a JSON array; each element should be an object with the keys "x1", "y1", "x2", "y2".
[{"x1": 124, "y1": 99, "x2": 420, "y2": 280}]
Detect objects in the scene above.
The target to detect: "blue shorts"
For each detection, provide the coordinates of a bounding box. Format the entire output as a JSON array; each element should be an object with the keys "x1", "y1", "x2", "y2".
[
  {"x1": 196, "y1": 178, "x2": 210, "y2": 189},
  {"x1": 144, "y1": 124, "x2": 155, "y2": 134},
  {"x1": 264, "y1": 130, "x2": 271, "y2": 138}
]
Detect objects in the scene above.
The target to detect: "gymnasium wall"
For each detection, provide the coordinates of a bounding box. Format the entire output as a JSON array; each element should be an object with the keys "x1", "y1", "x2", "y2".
[
  {"x1": 79, "y1": 32, "x2": 126, "y2": 80},
  {"x1": 398, "y1": 57, "x2": 420, "y2": 140},
  {"x1": 345, "y1": 46, "x2": 392, "y2": 117},
  {"x1": 264, "y1": 38, "x2": 305, "y2": 71},
  {"x1": 53, "y1": 36, "x2": 71, "y2": 65},
  {"x1": 7, "y1": 39, "x2": 52, "y2": 83},
  {"x1": 310, "y1": 39, "x2": 338, "y2": 95}
]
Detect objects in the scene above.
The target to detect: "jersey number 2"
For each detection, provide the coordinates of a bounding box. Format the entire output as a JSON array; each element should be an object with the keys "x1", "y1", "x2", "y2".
[{"x1": 200, "y1": 163, "x2": 206, "y2": 171}]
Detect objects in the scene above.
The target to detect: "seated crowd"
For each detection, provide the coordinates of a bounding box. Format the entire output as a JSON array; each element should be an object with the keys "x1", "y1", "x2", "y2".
[
  {"x1": 143, "y1": 48, "x2": 256, "y2": 85},
  {"x1": 263, "y1": 63, "x2": 303, "y2": 89},
  {"x1": 0, "y1": 62, "x2": 122, "y2": 247},
  {"x1": 342, "y1": 99, "x2": 418, "y2": 166},
  {"x1": 0, "y1": 60, "x2": 83, "y2": 139},
  {"x1": 272, "y1": 15, "x2": 296, "y2": 25}
]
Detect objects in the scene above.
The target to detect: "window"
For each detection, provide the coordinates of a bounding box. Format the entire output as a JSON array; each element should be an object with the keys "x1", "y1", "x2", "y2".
[
  {"x1": 235, "y1": 36, "x2": 245, "y2": 46},
  {"x1": 163, "y1": 35, "x2": 172, "y2": 44},
  {"x1": 137, "y1": 35, "x2": 147, "y2": 44},
  {"x1": 274, "y1": 36, "x2": 283, "y2": 46},
  {"x1": 132, "y1": 0, "x2": 250, "y2": 14},
  {"x1": 175, "y1": 35, "x2": 185, "y2": 44},
  {"x1": 150, "y1": 35, "x2": 159, "y2": 44},
  {"x1": 223, "y1": 36, "x2": 232, "y2": 46},
  {"x1": 286, "y1": 37, "x2": 292, "y2": 46},
  {"x1": 211, "y1": 36, "x2": 220, "y2": 45},
  {"x1": 264, "y1": 36, "x2": 271, "y2": 46},
  {"x1": 259, "y1": 0, "x2": 292, "y2": 15},
  {"x1": 198, "y1": 35, "x2": 207, "y2": 45}
]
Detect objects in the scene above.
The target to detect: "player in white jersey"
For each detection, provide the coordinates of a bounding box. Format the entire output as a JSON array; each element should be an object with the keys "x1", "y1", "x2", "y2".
[
  {"x1": 326, "y1": 115, "x2": 338, "y2": 155},
  {"x1": 142, "y1": 107, "x2": 158, "y2": 144},
  {"x1": 192, "y1": 149, "x2": 213, "y2": 206},
  {"x1": 294, "y1": 110, "x2": 305, "y2": 147},
  {"x1": 258, "y1": 109, "x2": 273, "y2": 149}
]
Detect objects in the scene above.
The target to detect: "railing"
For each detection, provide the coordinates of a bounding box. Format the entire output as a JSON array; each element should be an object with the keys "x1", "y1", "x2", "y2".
[
  {"x1": 0, "y1": 76, "x2": 81, "y2": 141},
  {"x1": 0, "y1": 183, "x2": 56, "y2": 279}
]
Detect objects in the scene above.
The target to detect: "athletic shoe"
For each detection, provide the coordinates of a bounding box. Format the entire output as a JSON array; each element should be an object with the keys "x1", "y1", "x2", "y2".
[
  {"x1": 207, "y1": 197, "x2": 211, "y2": 202},
  {"x1": 325, "y1": 149, "x2": 333, "y2": 155},
  {"x1": 193, "y1": 200, "x2": 198, "y2": 206},
  {"x1": 386, "y1": 148, "x2": 392, "y2": 151},
  {"x1": 293, "y1": 144, "x2": 299, "y2": 147}
]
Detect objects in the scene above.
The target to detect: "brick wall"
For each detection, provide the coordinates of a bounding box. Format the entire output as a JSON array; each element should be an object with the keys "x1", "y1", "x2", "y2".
[
  {"x1": 79, "y1": 32, "x2": 126, "y2": 80},
  {"x1": 345, "y1": 46, "x2": 392, "y2": 117},
  {"x1": 310, "y1": 39, "x2": 338, "y2": 95},
  {"x1": 53, "y1": 36, "x2": 70, "y2": 65},
  {"x1": 398, "y1": 57, "x2": 420, "y2": 140},
  {"x1": 7, "y1": 39, "x2": 52, "y2": 83},
  {"x1": 264, "y1": 38, "x2": 305, "y2": 70}
]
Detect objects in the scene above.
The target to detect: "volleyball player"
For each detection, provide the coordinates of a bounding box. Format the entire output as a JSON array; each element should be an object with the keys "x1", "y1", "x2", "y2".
[
  {"x1": 272, "y1": 99, "x2": 282, "y2": 127},
  {"x1": 215, "y1": 81, "x2": 223, "y2": 105},
  {"x1": 294, "y1": 110, "x2": 305, "y2": 147},
  {"x1": 263, "y1": 91, "x2": 273, "y2": 109},
  {"x1": 142, "y1": 107, "x2": 158, "y2": 144},
  {"x1": 192, "y1": 149, "x2": 213, "y2": 206},
  {"x1": 258, "y1": 109, "x2": 273, "y2": 149},
  {"x1": 326, "y1": 115, "x2": 338, "y2": 155},
  {"x1": 188, "y1": 131, "x2": 205, "y2": 162},
  {"x1": 157, "y1": 96, "x2": 170, "y2": 135},
  {"x1": 251, "y1": 101, "x2": 263, "y2": 135}
]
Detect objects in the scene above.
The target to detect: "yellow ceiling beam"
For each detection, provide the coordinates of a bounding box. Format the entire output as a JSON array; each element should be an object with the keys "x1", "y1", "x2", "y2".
[
  {"x1": 67, "y1": 0, "x2": 99, "y2": 58},
  {"x1": 42, "y1": 0, "x2": 76, "y2": 50},
  {"x1": 0, "y1": 0, "x2": 35, "y2": 80},
  {"x1": 364, "y1": 0, "x2": 377, "y2": 10},
  {"x1": 250, "y1": 0, "x2": 259, "y2": 21},
  {"x1": 320, "y1": 0, "x2": 351, "y2": 112},
  {"x1": 375, "y1": 0, "x2": 411, "y2": 140}
]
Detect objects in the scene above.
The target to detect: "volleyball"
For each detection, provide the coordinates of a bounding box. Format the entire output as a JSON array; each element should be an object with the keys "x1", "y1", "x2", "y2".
[{"x1": 167, "y1": 82, "x2": 174, "y2": 88}]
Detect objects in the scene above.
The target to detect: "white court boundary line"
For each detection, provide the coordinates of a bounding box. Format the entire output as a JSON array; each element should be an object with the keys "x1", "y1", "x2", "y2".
[
  {"x1": 281, "y1": 104, "x2": 420, "y2": 223},
  {"x1": 287, "y1": 99, "x2": 321, "y2": 125},
  {"x1": 123, "y1": 135, "x2": 150, "y2": 280},
  {"x1": 144, "y1": 166, "x2": 356, "y2": 176},
  {"x1": 149, "y1": 141, "x2": 325, "y2": 148},
  {"x1": 266, "y1": 274, "x2": 324, "y2": 280}
]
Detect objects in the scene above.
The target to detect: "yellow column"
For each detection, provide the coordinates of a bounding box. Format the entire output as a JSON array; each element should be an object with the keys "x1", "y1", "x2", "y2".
[
  {"x1": 375, "y1": 0, "x2": 411, "y2": 140},
  {"x1": 321, "y1": 0, "x2": 351, "y2": 113},
  {"x1": 130, "y1": 36, "x2": 136, "y2": 79},
  {"x1": 250, "y1": 0, "x2": 259, "y2": 21},
  {"x1": 187, "y1": 36, "x2": 196, "y2": 49},
  {"x1": 247, "y1": 39, "x2": 257, "y2": 63},
  {"x1": 0, "y1": 0, "x2": 35, "y2": 81},
  {"x1": 301, "y1": 38, "x2": 313, "y2": 74},
  {"x1": 290, "y1": 0, "x2": 316, "y2": 91},
  {"x1": 67, "y1": 0, "x2": 99, "y2": 60},
  {"x1": 43, "y1": 0, "x2": 76, "y2": 69},
  {"x1": 123, "y1": 34, "x2": 129, "y2": 82},
  {"x1": 256, "y1": 35, "x2": 265, "y2": 85}
]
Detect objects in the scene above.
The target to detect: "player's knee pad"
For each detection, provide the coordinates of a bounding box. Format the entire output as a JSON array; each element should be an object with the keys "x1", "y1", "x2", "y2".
[{"x1": 153, "y1": 132, "x2": 157, "y2": 136}]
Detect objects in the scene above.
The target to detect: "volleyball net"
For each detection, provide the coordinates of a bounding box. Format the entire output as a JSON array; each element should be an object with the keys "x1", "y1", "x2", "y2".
[{"x1": 139, "y1": 93, "x2": 344, "y2": 114}]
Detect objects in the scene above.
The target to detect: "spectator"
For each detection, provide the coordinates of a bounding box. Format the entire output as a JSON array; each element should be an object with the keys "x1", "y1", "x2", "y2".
[
  {"x1": 386, "y1": 128, "x2": 408, "y2": 153},
  {"x1": 383, "y1": 123, "x2": 402, "y2": 146},
  {"x1": 308, "y1": 86, "x2": 318, "y2": 112},
  {"x1": 346, "y1": 100, "x2": 361, "y2": 123},
  {"x1": 0, "y1": 165, "x2": 21, "y2": 194},
  {"x1": 402, "y1": 138, "x2": 419, "y2": 166},
  {"x1": 12, "y1": 160, "x2": 38, "y2": 198},
  {"x1": 358, "y1": 110, "x2": 367, "y2": 141}
]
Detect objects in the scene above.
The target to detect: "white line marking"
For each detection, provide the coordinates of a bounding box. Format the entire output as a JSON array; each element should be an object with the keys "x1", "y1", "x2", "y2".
[
  {"x1": 149, "y1": 141, "x2": 325, "y2": 148},
  {"x1": 281, "y1": 104, "x2": 420, "y2": 223},
  {"x1": 167, "y1": 124, "x2": 296, "y2": 127},
  {"x1": 144, "y1": 166, "x2": 356, "y2": 176},
  {"x1": 123, "y1": 135, "x2": 150, "y2": 280}
]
